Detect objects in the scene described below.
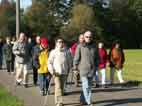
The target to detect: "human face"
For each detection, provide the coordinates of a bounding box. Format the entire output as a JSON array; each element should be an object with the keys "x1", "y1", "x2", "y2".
[
  {"x1": 28, "y1": 38, "x2": 32, "y2": 43},
  {"x1": 84, "y1": 31, "x2": 92, "y2": 43},
  {"x1": 19, "y1": 33, "x2": 26, "y2": 43},
  {"x1": 36, "y1": 36, "x2": 40, "y2": 44},
  {"x1": 115, "y1": 43, "x2": 120, "y2": 49},
  {"x1": 56, "y1": 39, "x2": 64, "y2": 48},
  {"x1": 0, "y1": 38, "x2": 2, "y2": 43},
  {"x1": 79, "y1": 34, "x2": 84, "y2": 43},
  {"x1": 41, "y1": 43, "x2": 48, "y2": 49},
  {"x1": 6, "y1": 38, "x2": 11, "y2": 44},
  {"x1": 98, "y1": 42, "x2": 104, "y2": 48}
]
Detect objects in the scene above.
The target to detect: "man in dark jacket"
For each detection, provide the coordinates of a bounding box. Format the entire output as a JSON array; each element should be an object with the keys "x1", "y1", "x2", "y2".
[
  {"x1": 74, "y1": 31, "x2": 99, "y2": 106},
  {"x1": 32, "y1": 36, "x2": 41, "y2": 86},
  {"x1": 3, "y1": 37, "x2": 14, "y2": 74},
  {"x1": 0, "y1": 37, "x2": 3, "y2": 69}
]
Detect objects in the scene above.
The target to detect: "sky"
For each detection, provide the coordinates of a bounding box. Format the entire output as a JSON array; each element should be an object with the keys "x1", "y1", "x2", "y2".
[
  {"x1": 19, "y1": 0, "x2": 32, "y2": 9},
  {"x1": 0, "y1": 0, "x2": 32, "y2": 9}
]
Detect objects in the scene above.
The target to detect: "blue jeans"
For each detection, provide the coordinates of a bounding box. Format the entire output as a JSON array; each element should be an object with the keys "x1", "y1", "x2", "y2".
[
  {"x1": 80, "y1": 76, "x2": 93, "y2": 105},
  {"x1": 38, "y1": 73, "x2": 51, "y2": 91}
]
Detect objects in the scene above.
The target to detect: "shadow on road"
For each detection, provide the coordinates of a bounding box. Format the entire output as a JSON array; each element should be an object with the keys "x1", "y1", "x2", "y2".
[
  {"x1": 94, "y1": 98, "x2": 142, "y2": 106},
  {"x1": 92, "y1": 87, "x2": 139, "y2": 93}
]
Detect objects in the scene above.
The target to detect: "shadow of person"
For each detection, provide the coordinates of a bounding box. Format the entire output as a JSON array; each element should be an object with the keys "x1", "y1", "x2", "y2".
[{"x1": 94, "y1": 98, "x2": 142, "y2": 106}]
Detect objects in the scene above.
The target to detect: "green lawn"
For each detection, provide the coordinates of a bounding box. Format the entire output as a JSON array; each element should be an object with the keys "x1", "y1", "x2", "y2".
[
  {"x1": 0, "y1": 86, "x2": 23, "y2": 106},
  {"x1": 123, "y1": 49, "x2": 142, "y2": 81},
  {"x1": 106, "y1": 49, "x2": 142, "y2": 83}
]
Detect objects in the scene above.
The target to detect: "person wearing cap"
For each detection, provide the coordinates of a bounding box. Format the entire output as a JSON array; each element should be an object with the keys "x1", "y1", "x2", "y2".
[
  {"x1": 73, "y1": 31, "x2": 99, "y2": 106},
  {"x1": 48, "y1": 37, "x2": 72, "y2": 106},
  {"x1": 13, "y1": 32, "x2": 31, "y2": 88},
  {"x1": 35, "y1": 36, "x2": 51, "y2": 96}
]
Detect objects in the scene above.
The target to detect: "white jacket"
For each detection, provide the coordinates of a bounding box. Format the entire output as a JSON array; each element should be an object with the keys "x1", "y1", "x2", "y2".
[{"x1": 48, "y1": 47, "x2": 72, "y2": 75}]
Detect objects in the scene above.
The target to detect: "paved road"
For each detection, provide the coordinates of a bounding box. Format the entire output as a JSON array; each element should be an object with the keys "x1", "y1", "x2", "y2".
[{"x1": 0, "y1": 70, "x2": 142, "y2": 106}]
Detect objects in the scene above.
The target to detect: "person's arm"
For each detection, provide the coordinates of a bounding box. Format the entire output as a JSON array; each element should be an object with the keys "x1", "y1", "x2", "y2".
[
  {"x1": 104, "y1": 48, "x2": 108, "y2": 64},
  {"x1": 67, "y1": 50, "x2": 73, "y2": 71},
  {"x1": 73, "y1": 45, "x2": 81, "y2": 70},
  {"x1": 2, "y1": 44, "x2": 6, "y2": 55},
  {"x1": 48, "y1": 50, "x2": 55, "y2": 75},
  {"x1": 32, "y1": 46, "x2": 40, "y2": 69},
  {"x1": 121, "y1": 49, "x2": 125, "y2": 64},
  {"x1": 95, "y1": 47, "x2": 100, "y2": 70},
  {"x1": 12, "y1": 42, "x2": 20, "y2": 55}
]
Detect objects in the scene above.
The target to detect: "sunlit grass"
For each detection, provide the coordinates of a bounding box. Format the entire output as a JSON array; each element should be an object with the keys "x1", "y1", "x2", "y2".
[
  {"x1": 105, "y1": 49, "x2": 142, "y2": 82},
  {"x1": 0, "y1": 86, "x2": 23, "y2": 106}
]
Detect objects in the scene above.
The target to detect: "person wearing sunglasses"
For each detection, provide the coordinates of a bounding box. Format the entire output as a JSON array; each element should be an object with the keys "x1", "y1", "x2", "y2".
[{"x1": 74, "y1": 31, "x2": 99, "y2": 106}]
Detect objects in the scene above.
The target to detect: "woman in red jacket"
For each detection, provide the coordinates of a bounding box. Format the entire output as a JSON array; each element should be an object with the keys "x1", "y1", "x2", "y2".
[
  {"x1": 109, "y1": 41, "x2": 125, "y2": 85},
  {"x1": 96, "y1": 42, "x2": 107, "y2": 88}
]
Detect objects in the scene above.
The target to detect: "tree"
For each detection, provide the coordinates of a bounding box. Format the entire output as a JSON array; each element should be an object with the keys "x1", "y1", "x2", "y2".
[
  {"x1": 92, "y1": 0, "x2": 142, "y2": 48},
  {"x1": 25, "y1": 0, "x2": 72, "y2": 39},
  {"x1": 60, "y1": 4, "x2": 97, "y2": 41},
  {"x1": 0, "y1": 1, "x2": 16, "y2": 37}
]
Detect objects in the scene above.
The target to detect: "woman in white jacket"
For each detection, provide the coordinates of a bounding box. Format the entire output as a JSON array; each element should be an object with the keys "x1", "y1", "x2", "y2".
[{"x1": 48, "y1": 37, "x2": 72, "y2": 106}]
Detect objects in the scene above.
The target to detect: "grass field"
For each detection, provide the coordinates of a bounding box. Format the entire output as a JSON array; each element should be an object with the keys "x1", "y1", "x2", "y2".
[
  {"x1": 123, "y1": 49, "x2": 142, "y2": 81},
  {"x1": 105, "y1": 49, "x2": 142, "y2": 83},
  {"x1": 0, "y1": 86, "x2": 23, "y2": 106}
]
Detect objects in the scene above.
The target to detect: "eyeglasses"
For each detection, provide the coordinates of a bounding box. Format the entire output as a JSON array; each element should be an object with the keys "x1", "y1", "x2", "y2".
[
  {"x1": 57, "y1": 40, "x2": 64, "y2": 43},
  {"x1": 85, "y1": 36, "x2": 92, "y2": 39}
]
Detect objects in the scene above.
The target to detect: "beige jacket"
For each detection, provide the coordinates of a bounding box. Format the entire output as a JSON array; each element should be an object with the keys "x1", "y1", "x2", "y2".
[{"x1": 48, "y1": 48, "x2": 72, "y2": 75}]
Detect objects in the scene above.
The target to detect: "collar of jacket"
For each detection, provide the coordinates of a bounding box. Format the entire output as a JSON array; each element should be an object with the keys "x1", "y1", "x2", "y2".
[
  {"x1": 55, "y1": 47, "x2": 66, "y2": 52},
  {"x1": 40, "y1": 46, "x2": 48, "y2": 52},
  {"x1": 83, "y1": 42, "x2": 94, "y2": 47}
]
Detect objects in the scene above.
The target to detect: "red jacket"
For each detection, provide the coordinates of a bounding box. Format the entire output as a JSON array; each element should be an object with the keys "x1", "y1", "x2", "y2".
[
  {"x1": 69, "y1": 43, "x2": 78, "y2": 56},
  {"x1": 109, "y1": 48, "x2": 125, "y2": 69},
  {"x1": 98, "y1": 48, "x2": 107, "y2": 69}
]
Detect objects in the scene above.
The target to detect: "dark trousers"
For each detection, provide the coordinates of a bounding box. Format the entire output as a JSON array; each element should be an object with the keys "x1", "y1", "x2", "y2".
[
  {"x1": 0, "y1": 55, "x2": 2, "y2": 69},
  {"x1": 33, "y1": 66, "x2": 38, "y2": 85},
  {"x1": 6, "y1": 60, "x2": 14, "y2": 73}
]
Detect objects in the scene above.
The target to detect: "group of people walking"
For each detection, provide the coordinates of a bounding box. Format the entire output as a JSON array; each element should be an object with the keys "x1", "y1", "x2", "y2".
[{"x1": 0, "y1": 30, "x2": 125, "y2": 106}]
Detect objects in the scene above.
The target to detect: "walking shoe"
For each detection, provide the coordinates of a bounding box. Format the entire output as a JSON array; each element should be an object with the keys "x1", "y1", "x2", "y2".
[
  {"x1": 44, "y1": 90, "x2": 50, "y2": 95},
  {"x1": 80, "y1": 101, "x2": 88, "y2": 106},
  {"x1": 88, "y1": 104, "x2": 93, "y2": 106},
  {"x1": 95, "y1": 84, "x2": 99, "y2": 88},
  {"x1": 75, "y1": 83, "x2": 79, "y2": 87},
  {"x1": 16, "y1": 81, "x2": 21, "y2": 86},
  {"x1": 24, "y1": 84, "x2": 28, "y2": 88},
  {"x1": 101, "y1": 85, "x2": 108, "y2": 88},
  {"x1": 40, "y1": 90, "x2": 44, "y2": 96},
  {"x1": 47, "y1": 90, "x2": 50, "y2": 95},
  {"x1": 56, "y1": 103, "x2": 64, "y2": 106}
]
